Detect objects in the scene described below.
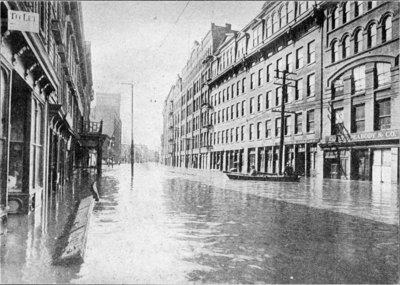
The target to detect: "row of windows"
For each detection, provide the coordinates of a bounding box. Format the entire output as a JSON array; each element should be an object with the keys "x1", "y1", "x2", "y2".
[
  {"x1": 211, "y1": 40, "x2": 315, "y2": 108},
  {"x1": 211, "y1": 109, "x2": 315, "y2": 145},
  {"x1": 332, "y1": 63, "x2": 391, "y2": 98},
  {"x1": 332, "y1": 98, "x2": 391, "y2": 134},
  {"x1": 330, "y1": 15, "x2": 393, "y2": 63},
  {"x1": 330, "y1": 1, "x2": 379, "y2": 31}
]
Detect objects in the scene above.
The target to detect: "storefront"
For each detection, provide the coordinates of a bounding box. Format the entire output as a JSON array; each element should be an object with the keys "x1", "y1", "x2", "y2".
[{"x1": 321, "y1": 130, "x2": 400, "y2": 184}]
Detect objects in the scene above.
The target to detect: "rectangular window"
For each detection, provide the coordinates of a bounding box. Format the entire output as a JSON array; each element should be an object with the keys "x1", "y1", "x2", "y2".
[
  {"x1": 295, "y1": 113, "x2": 302, "y2": 134},
  {"x1": 376, "y1": 63, "x2": 391, "y2": 87},
  {"x1": 296, "y1": 79, "x2": 303, "y2": 100},
  {"x1": 275, "y1": 118, "x2": 281, "y2": 137},
  {"x1": 307, "y1": 41, "x2": 315, "y2": 63},
  {"x1": 222, "y1": 109, "x2": 225, "y2": 122},
  {"x1": 237, "y1": 81, "x2": 240, "y2": 96},
  {"x1": 266, "y1": 91, "x2": 271, "y2": 109},
  {"x1": 222, "y1": 89, "x2": 225, "y2": 102},
  {"x1": 286, "y1": 53, "x2": 293, "y2": 72},
  {"x1": 225, "y1": 108, "x2": 229, "y2": 122},
  {"x1": 250, "y1": 73, "x2": 255, "y2": 89},
  {"x1": 225, "y1": 129, "x2": 229, "y2": 144},
  {"x1": 265, "y1": 120, "x2": 271, "y2": 138},
  {"x1": 258, "y1": 69, "x2": 263, "y2": 86},
  {"x1": 353, "y1": 65, "x2": 366, "y2": 93},
  {"x1": 242, "y1": 78, "x2": 246, "y2": 93},
  {"x1": 375, "y1": 99, "x2": 391, "y2": 130},
  {"x1": 257, "y1": 94, "x2": 262, "y2": 112},
  {"x1": 249, "y1": 124, "x2": 254, "y2": 140},
  {"x1": 241, "y1": 100, "x2": 245, "y2": 116},
  {"x1": 226, "y1": 86, "x2": 230, "y2": 100},
  {"x1": 333, "y1": 78, "x2": 344, "y2": 98},
  {"x1": 230, "y1": 128, "x2": 234, "y2": 142},
  {"x1": 236, "y1": 127, "x2": 239, "y2": 141},
  {"x1": 275, "y1": 87, "x2": 282, "y2": 106},
  {"x1": 284, "y1": 116, "x2": 291, "y2": 135},
  {"x1": 236, "y1": 102, "x2": 240, "y2": 117},
  {"x1": 307, "y1": 74, "x2": 315, "y2": 97},
  {"x1": 250, "y1": 97, "x2": 254, "y2": 114},
  {"x1": 352, "y1": 104, "x2": 365, "y2": 132},
  {"x1": 257, "y1": 122, "x2": 261, "y2": 139},
  {"x1": 332, "y1": 108, "x2": 344, "y2": 135},
  {"x1": 231, "y1": 84, "x2": 235, "y2": 97},
  {"x1": 306, "y1": 109, "x2": 315, "y2": 133},
  {"x1": 241, "y1": 125, "x2": 244, "y2": 141},
  {"x1": 277, "y1": 58, "x2": 283, "y2": 74},
  {"x1": 266, "y1": 64, "x2": 272, "y2": 82},
  {"x1": 296, "y1": 47, "x2": 303, "y2": 69},
  {"x1": 231, "y1": 105, "x2": 234, "y2": 120}
]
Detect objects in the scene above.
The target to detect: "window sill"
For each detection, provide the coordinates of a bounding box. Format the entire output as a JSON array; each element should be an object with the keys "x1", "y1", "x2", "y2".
[
  {"x1": 351, "y1": 91, "x2": 365, "y2": 98},
  {"x1": 375, "y1": 84, "x2": 391, "y2": 93}
]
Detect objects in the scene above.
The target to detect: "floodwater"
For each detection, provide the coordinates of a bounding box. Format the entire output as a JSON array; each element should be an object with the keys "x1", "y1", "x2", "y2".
[{"x1": 1, "y1": 163, "x2": 399, "y2": 284}]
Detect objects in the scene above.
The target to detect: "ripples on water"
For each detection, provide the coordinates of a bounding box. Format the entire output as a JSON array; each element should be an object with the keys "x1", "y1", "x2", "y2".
[{"x1": 1, "y1": 164, "x2": 399, "y2": 284}]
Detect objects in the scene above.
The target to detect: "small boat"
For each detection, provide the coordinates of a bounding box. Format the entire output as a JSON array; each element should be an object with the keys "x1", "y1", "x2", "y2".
[{"x1": 225, "y1": 172, "x2": 300, "y2": 182}]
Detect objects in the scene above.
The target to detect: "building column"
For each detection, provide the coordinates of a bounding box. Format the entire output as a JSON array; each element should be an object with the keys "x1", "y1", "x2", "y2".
[{"x1": 242, "y1": 147, "x2": 248, "y2": 173}]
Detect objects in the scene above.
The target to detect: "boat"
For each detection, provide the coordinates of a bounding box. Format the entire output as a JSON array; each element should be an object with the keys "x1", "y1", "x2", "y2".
[{"x1": 225, "y1": 172, "x2": 300, "y2": 182}]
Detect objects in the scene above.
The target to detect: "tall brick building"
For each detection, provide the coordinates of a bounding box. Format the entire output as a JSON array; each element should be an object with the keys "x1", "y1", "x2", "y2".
[{"x1": 161, "y1": 1, "x2": 399, "y2": 184}]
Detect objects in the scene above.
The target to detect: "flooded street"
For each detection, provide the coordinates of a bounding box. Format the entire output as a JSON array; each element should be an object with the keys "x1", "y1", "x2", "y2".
[{"x1": 2, "y1": 163, "x2": 399, "y2": 284}]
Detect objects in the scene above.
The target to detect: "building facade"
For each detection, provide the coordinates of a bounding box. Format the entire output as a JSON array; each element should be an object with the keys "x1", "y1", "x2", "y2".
[
  {"x1": 1, "y1": 1, "x2": 101, "y2": 226},
  {"x1": 161, "y1": 1, "x2": 399, "y2": 184},
  {"x1": 94, "y1": 92, "x2": 122, "y2": 164}
]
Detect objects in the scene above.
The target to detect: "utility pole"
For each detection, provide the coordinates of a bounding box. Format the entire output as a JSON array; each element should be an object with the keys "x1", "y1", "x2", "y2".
[
  {"x1": 122, "y1": 82, "x2": 134, "y2": 177},
  {"x1": 273, "y1": 69, "x2": 296, "y2": 175}
]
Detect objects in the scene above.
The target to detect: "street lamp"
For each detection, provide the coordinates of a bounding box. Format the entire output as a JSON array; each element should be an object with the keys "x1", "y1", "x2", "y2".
[{"x1": 121, "y1": 82, "x2": 134, "y2": 177}]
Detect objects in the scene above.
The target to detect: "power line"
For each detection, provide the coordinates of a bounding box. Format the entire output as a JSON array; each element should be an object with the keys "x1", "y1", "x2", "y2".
[{"x1": 158, "y1": 1, "x2": 190, "y2": 48}]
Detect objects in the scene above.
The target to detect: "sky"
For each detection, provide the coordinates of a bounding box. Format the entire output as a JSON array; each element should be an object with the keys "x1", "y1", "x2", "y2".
[{"x1": 82, "y1": 1, "x2": 264, "y2": 150}]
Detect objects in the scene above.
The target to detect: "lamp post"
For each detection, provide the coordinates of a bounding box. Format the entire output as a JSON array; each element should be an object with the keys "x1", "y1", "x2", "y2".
[{"x1": 122, "y1": 82, "x2": 134, "y2": 177}]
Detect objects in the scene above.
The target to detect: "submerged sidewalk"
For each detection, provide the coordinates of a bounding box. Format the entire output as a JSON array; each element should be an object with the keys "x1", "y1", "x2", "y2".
[{"x1": 0, "y1": 170, "x2": 97, "y2": 284}]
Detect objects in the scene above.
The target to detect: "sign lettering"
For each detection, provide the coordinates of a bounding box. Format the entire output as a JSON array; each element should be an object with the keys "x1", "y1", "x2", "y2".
[{"x1": 8, "y1": 10, "x2": 39, "y2": 33}]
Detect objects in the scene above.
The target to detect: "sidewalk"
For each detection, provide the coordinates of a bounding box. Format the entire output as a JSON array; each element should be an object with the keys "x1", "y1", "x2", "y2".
[{"x1": 0, "y1": 169, "x2": 97, "y2": 284}]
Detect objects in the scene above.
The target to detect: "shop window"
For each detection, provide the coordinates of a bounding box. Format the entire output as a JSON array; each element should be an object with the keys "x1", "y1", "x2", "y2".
[
  {"x1": 367, "y1": 23, "x2": 377, "y2": 48},
  {"x1": 295, "y1": 113, "x2": 302, "y2": 134},
  {"x1": 354, "y1": 1, "x2": 363, "y2": 17},
  {"x1": 351, "y1": 104, "x2": 365, "y2": 133},
  {"x1": 332, "y1": 77, "x2": 344, "y2": 98},
  {"x1": 265, "y1": 120, "x2": 271, "y2": 138},
  {"x1": 331, "y1": 40, "x2": 338, "y2": 63},
  {"x1": 296, "y1": 47, "x2": 303, "y2": 69},
  {"x1": 307, "y1": 74, "x2": 315, "y2": 97},
  {"x1": 376, "y1": 62, "x2": 391, "y2": 87},
  {"x1": 296, "y1": 79, "x2": 303, "y2": 100},
  {"x1": 382, "y1": 16, "x2": 392, "y2": 43},
  {"x1": 275, "y1": 118, "x2": 281, "y2": 137},
  {"x1": 306, "y1": 109, "x2": 315, "y2": 133},
  {"x1": 354, "y1": 29, "x2": 363, "y2": 54},
  {"x1": 352, "y1": 65, "x2": 365, "y2": 93},
  {"x1": 342, "y1": 36, "x2": 350, "y2": 59},
  {"x1": 375, "y1": 99, "x2": 391, "y2": 130}
]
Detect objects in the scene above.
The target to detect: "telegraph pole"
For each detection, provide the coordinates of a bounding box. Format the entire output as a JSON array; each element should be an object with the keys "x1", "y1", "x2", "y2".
[{"x1": 122, "y1": 82, "x2": 134, "y2": 177}]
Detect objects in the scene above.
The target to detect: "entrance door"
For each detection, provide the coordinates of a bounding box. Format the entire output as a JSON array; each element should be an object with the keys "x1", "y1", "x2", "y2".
[
  {"x1": 295, "y1": 151, "x2": 305, "y2": 176},
  {"x1": 372, "y1": 149, "x2": 391, "y2": 183}
]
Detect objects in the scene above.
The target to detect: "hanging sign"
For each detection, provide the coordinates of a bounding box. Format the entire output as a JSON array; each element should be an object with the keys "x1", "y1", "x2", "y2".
[{"x1": 8, "y1": 10, "x2": 39, "y2": 33}]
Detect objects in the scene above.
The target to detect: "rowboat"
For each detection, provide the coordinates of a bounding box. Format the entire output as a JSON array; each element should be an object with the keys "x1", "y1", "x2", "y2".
[{"x1": 225, "y1": 172, "x2": 300, "y2": 182}]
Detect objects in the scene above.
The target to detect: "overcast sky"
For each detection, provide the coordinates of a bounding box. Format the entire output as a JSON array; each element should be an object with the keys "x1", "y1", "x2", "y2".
[{"x1": 82, "y1": 1, "x2": 264, "y2": 150}]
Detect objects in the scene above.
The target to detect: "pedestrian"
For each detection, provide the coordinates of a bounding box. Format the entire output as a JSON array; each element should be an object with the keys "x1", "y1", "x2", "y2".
[{"x1": 250, "y1": 165, "x2": 258, "y2": 176}]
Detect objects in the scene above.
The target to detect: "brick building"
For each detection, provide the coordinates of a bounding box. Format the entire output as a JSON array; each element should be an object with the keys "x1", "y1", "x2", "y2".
[{"x1": 161, "y1": 1, "x2": 399, "y2": 184}]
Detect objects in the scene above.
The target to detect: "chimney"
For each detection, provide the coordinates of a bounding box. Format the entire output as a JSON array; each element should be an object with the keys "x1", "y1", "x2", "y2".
[{"x1": 225, "y1": 23, "x2": 231, "y2": 31}]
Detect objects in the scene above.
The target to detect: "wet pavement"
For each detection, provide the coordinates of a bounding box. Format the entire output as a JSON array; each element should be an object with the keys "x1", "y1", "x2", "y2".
[{"x1": 1, "y1": 163, "x2": 399, "y2": 284}]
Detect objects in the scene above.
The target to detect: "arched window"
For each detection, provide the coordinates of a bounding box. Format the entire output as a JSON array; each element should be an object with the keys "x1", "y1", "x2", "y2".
[
  {"x1": 343, "y1": 2, "x2": 350, "y2": 23},
  {"x1": 272, "y1": 13, "x2": 278, "y2": 33},
  {"x1": 287, "y1": 2, "x2": 294, "y2": 23},
  {"x1": 367, "y1": 23, "x2": 377, "y2": 48},
  {"x1": 382, "y1": 16, "x2": 392, "y2": 43},
  {"x1": 331, "y1": 40, "x2": 338, "y2": 63},
  {"x1": 354, "y1": 29, "x2": 363, "y2": 54},
  {"x1": 354, "y1": 1, "x2": 363, "y2": 17},
  {"x1": 279, "y1": 6, "x2": 286, "y2": 28},
  {"x1": 342, "y1": 36, "x2": 350, "y2": 58},
  {"x1": 332, "y1": 8, "x2": 339, "y2": 30}
]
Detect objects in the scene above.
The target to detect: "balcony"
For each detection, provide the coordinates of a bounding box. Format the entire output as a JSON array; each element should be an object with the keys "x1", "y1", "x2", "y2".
[
  {"x1": 51, "y1": 20, "x2": 62, "y2": 45},
  {"x1": 79, "y1": 120, "x2": 103, "y2": 134}
]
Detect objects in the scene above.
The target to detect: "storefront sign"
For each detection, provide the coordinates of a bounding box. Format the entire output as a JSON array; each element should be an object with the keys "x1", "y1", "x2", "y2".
[
  {"x1": 326, "y1": 129, "x2": 399, "y2": 144},
  {"x1": 8, "y1": 10, "x2": 39, "y2": 33}
]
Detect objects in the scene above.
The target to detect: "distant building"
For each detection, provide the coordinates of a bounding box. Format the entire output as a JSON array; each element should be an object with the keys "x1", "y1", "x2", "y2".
[{"x1": 94, "y1": 92, "x2": 122, "y2": 163}]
